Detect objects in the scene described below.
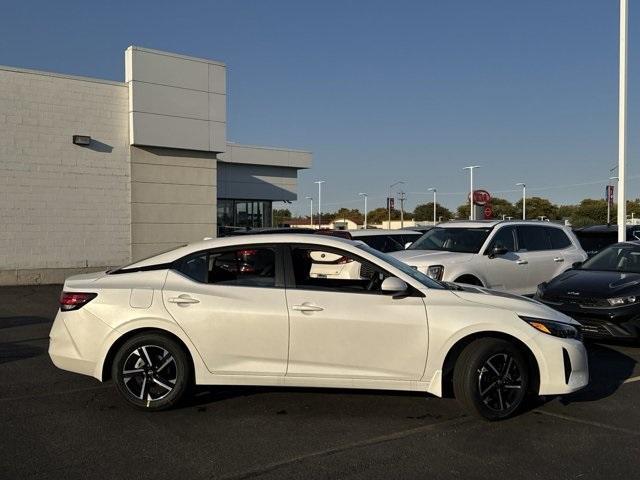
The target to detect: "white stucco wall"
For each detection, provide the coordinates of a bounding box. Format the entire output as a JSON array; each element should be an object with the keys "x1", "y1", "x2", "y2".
[{"x1": 0, "y1": 66, "x2": 131, "y2": 284}]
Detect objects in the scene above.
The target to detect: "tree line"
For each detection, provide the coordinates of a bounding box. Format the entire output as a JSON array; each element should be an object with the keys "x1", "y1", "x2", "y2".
[{"x1": 274, "y1": 197, "x2": 640, "y2": 227}]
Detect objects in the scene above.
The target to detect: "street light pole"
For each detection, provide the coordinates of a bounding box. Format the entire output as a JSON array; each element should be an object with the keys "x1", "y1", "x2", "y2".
[
  {"x1": 516, "y1": 183, "x2": 526, "y2": 220},
  {"x1": 428, "y1": 187, "x2": 437, "y2": 225},
  {"x1": 388, "y1": 181, "x2": 405, "y2": 229},
  {"x1": 314, "y1": 181, "x2": 325, "y2": 229},
  {"x1": 305, "y1": 196, "x2": 313, "y2": 227},
  {"x1": 463, "y1": 166, "x2": 480, "y2": 220},
  {"x1": 618, "y1": 0, "x2": 628, "y2": 241},
  {"x1": 399, "y1": 190, "x2": 406, "y2": 229},
  {"x1": 358, "y1": 193, "x2": 368, "y2": 229}
]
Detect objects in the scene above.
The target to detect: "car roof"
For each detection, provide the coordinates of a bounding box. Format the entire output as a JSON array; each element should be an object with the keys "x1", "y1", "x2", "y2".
[
  {"x1": 574, "y1": 224, "x2": 640, "y2": 233},
  {"x1": 436, "y1": 220, "x2": 569, "y2": 229},
  {"x1": 125, "y1": 234, "x2": 362, "y2": 269},
  {"x1": 349, "y1": 229, "x2": 422, "y2": 237}
]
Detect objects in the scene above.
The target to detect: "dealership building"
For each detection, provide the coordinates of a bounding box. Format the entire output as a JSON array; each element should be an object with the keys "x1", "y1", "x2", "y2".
[{"x1": 0, "y1": 46, "x2": 311, "y2": 285}]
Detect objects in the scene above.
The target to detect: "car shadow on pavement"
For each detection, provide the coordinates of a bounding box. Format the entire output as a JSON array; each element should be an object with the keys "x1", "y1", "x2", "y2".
[
  {"x1": 0, "y1": 340, "x2": 46, "y2": 364},
  {"x1": 557, "y1": 342, "x2": 637, "y2": 405}
]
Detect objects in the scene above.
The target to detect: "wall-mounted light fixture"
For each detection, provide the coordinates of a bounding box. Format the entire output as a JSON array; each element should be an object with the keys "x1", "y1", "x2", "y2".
[{"x1": 72, "y1": 135, "x2": 91, "y2": 146}]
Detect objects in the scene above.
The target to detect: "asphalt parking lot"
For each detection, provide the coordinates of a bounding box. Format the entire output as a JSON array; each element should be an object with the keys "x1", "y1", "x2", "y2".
[{"x1": 1, "y1": 285, "x2": 640, "y2": 480}]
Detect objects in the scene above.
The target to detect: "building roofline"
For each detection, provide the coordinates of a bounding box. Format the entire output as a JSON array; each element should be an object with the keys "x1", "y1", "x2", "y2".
[
  {"x1": 0, "y1": 64, "x2": 125, "y2": 87},
  {"x1": 127, "y1": 45, "x2": 225, "y2": 67},
  {"x1": 226, "y1": 141, "x2": 312, "y2": 155}
]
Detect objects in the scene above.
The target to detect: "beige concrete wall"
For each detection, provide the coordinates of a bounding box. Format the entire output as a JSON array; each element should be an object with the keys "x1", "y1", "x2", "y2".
[
  {"x1": 0, "y1": 66, "x2": 131, "y2": 285},
  {"x1": 130, "y1": 146, "x2": 217, "y2": 261}
]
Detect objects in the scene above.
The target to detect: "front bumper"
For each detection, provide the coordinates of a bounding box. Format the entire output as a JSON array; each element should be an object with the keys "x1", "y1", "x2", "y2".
[
  {"x1": 536, "y1": 298, "x2": 640, "y2": 340},
  {"x1": 534, "y1": 336, "x2": 589, "y2": 396},
  {"x1": 48, "y1": 308, "x2": 115, "y2": 380}
]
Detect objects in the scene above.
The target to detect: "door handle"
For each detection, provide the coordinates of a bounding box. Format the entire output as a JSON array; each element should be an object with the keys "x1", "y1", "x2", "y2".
[
  {"x1": 553, "y1": 257, "x2": 564, "y2": 263},
  {"x1": 168, "y1": 295, "x2": 200, "y2": 305},
  {"x1": 292, "y1": 303, "x2": 324, "y2": 312},
  {"x1": 516, "y1": 260, "x2": 528, "y2": 265}
]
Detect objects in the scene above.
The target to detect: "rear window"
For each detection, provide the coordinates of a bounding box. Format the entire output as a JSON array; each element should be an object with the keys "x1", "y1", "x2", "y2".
[{"x1": 357, "y1": 235, "x2": 404, "y2": 253}]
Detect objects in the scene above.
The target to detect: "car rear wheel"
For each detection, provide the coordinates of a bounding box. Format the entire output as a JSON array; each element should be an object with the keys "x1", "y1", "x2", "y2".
[
  {"x1": 453, "y1": 338, "x2": 529, "y2": 420},
  {"x1": 112, "y1": 333, "x2": 191, "y2": 410}
]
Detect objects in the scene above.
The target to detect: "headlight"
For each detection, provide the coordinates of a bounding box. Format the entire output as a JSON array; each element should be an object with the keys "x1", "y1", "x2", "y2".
[
  {"x1": 426, "y1": 265, "x2": 444, "y2": 280},
  {"x1": 520, "y1": 316, "x2": 581, "y2": 340},
  {"x1": 607, "y1": 296, "x2": 638, "y2": 306}
]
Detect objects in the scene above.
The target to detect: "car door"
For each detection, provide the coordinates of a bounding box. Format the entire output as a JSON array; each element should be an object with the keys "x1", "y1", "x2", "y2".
[
  {"x1": 480, "y1": 225, "x2": 531, "y2": 294},
  {"x1": 284, "y1": 244, "x2": 428, "y2": 380},
  {"x1": 162, "y1": 245, "x2": 289, "y2": 375},
  {"x1": 516, "y1": 226, "x2": 558, "y2": 293}
]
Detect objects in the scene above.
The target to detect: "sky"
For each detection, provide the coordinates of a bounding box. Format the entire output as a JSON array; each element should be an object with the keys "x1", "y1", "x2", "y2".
[{"x1": 2, "y1": 0, "x2": 639, "y2": 215}]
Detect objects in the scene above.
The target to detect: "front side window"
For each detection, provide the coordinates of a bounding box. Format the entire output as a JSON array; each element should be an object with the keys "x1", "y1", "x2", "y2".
[
  {"x1": 517, "y1": 226, "x2": 551, "y2": 252},
  {"x1": 290, "y1": 246, "x2": 391, "y2": 294},
  {"x1": 582, "y1": 245, "x2": 640, "y2": 273},
  {"x1": 180, "y1": 247, "x2": 277, "y2": 287},
  {"x1": 487, "y1": 226, "x2": 516, "y2": 253},
  {"x1": 408, "y1": 227, "x2": 492, "y2": 254},
  {"x1": 357, "y1": 235, "x2": 404, "y2": 253}
]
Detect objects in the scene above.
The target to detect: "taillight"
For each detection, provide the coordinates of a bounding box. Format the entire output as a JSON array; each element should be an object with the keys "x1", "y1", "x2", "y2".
[{"x1": 59, "y1": 291, "x2": 97, "y2": 311}]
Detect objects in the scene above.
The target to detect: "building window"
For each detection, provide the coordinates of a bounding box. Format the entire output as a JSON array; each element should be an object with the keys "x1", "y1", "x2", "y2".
[{"x1": 217, "y1": 199, "x2": 273, "y2": 235}]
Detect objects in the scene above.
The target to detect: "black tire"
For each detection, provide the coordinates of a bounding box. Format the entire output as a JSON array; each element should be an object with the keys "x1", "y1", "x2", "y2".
[
  {"x1": 112, "y1": 332, "x2": 191, "y2": 411},
  {"x1": 453, "y1": 338, "x2": 529, "y2": 421}
]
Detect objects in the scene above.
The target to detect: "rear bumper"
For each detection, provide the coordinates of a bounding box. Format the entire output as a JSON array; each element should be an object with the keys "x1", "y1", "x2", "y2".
[{"x1": 48, "y1": 309, "x2": 115, "y2": 380}]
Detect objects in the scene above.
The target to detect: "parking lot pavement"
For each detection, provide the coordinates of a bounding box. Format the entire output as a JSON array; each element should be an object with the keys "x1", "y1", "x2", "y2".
[{"x1": 1, "y1": 286, "x2": 639, "y2": 480}]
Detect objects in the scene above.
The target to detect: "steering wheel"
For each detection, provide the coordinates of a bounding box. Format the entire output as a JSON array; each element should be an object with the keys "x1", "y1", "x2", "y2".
[{"x1": 366, "y1": 274, "x2": 382, "y2": 291}]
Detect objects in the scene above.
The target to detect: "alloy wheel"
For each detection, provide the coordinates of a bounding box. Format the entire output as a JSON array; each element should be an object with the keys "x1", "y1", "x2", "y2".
[
  {"x1": 477, "y1": 352, "x2": 523, "y2": 413},
  {"x1": 122, "y1": 345, "x2": 177, "y2": 402}
]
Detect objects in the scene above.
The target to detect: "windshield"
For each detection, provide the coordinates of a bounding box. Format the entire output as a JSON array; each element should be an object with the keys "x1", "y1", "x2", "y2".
[
  {"x1": 408, "y1": 227, "x2": 492, "y2": 254},
  {"x1": 357, "y1": 244, "x2": 445, "y2": 289},
  {"x1": 581, "y1": 244, "x2": 640, "y2": 273}
]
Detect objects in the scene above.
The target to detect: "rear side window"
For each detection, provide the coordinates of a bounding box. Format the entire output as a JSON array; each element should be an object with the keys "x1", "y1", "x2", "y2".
[
  {"x1": 179, "y1": 247, "x2": 277, "y2": 287},
  {"x1": 548, "y1": 228, "x2": 572, "y2": 249},
  {"x1": 517, "y1": 226, "x2": 552, "y2": 251}
]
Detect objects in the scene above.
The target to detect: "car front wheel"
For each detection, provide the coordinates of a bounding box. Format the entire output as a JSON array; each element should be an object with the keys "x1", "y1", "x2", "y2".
[
  {"x1": 112, "y1": 332, "x2": 191, "y2": 410},
  {"x1": 453, "y1": 338, "x2": 530, "y2": 420}
]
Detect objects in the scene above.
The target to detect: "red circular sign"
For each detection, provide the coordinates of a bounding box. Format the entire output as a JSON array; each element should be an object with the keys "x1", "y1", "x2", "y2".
[
  {"x1": 470, "y1": 189, "x2": 491, "y2": 206},
  {"x1": 483, "y1": 206, "x2": 493, "y2": 219}
]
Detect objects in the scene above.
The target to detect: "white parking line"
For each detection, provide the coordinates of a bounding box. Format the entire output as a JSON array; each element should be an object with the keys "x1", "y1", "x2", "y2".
[{"x1": 623, "y1": 375, "x2": 640, "y2": 384}]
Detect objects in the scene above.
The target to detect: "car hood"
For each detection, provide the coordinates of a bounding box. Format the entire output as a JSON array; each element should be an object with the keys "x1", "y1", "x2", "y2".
[
  {"x1": 448, "y1": 284, "x2": 579, "y2": 326},
  {"x1": 543, "y1": 269, "x2": 640, "y2": 298},
  {"x1": 389, "y1": 249, "x2": 476, "y2": 266}
]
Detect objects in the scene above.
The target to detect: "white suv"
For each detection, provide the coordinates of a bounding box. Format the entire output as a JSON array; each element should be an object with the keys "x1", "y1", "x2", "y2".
[{"x1": 390, "y1": 221, "x2": 587, "y2": 296}]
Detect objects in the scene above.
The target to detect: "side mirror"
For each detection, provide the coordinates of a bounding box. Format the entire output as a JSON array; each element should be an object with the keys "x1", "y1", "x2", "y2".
[
  {"x1": 488, "y1": 245, "x2": 508, "y2": 259},
  {"x1": 381, "y1": 277, "x2": 409, "y2": 298},
  {"x1": 404, "y1": 242, "x2": 413, "y2": 249},
  {"x1": 572, "y1": 261, "x2": 583, "y2": 269}
]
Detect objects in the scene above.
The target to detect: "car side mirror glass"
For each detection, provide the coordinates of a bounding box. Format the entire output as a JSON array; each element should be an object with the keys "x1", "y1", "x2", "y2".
[
  {"x1": 404, "y1": 242, "x2": 413, "y2": 249},
  {"x1": 381, "y1": 277, "x2": 408, "y2": 295},
  {"x1": 572, "y1": 261, "x2": 583, "y2": 269}
]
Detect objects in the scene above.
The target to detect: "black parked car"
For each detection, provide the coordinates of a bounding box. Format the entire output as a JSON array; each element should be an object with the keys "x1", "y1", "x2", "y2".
[
  {"x1": 573, "y1": 225, "x2": 640, "y2": 257},
  {"x1": 535, "y1": 241, "x2": 640, "y2": 340}
]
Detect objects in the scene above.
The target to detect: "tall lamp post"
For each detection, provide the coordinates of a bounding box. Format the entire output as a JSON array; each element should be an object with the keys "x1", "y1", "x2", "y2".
[
  {"x1": 388, "y1": 181, "x2": 405, "y2": 229},
  {"x1": 516, "y1": 183, "x2": 526, "y2": 220},
  {"x1": 428, "y1": 187, "x2": 437, "y2": 225},
  {"x1": 305, "y1": 196, "x2": 314, "y2": 227},
  {"x1": 617, "y1": 0, "x2": 628, "y2": 241},
  {"x1": 358, "y1": 192, "x2": 368, "y2": 229},
  {"x1": 314, "y1": 181, "x2": 325, "y2": 229},
  {"x1": 463, "y1": 166, "x2": 480, "y2": 220}
]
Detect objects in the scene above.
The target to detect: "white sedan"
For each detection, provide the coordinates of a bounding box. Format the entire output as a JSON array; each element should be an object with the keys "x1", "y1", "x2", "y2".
[{"x1": 49, "y1": 234, "x2": 588, "y2": 420}]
